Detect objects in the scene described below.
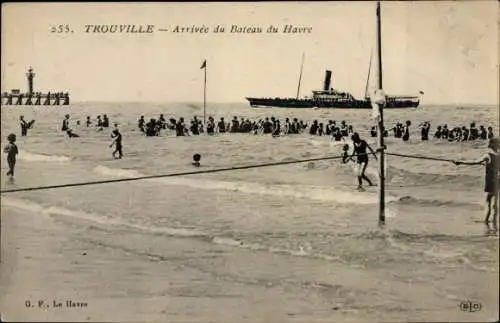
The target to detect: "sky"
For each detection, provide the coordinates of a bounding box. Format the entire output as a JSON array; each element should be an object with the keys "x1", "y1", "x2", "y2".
[{"x1": 1, "y1": 1, "x2": 498, "y2": 105}]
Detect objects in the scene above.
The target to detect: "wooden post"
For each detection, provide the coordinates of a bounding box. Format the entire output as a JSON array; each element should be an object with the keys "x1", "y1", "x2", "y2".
[
  {"x1": 203, "y1": 62, "x2": 207, "y2": 129},
  {"x1": 376, "y1": 1, "x2": 385, "y2": 224}
]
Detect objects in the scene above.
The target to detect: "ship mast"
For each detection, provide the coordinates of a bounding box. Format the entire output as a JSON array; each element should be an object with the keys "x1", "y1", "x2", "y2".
[
  {"x1": 296, "y1": 53, "x2": 305, "y2": 99},
  {"x1": 364, "y1": 50, "x2": 373, "y2": 99}
]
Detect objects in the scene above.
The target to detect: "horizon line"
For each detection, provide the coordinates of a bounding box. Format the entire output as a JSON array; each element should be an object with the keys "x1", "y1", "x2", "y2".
[{"x1": 62, "y1": 100, "x2": 499, "y2": 107}]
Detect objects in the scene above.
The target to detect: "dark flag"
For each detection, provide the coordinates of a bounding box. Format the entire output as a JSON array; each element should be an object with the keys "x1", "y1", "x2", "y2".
[{"x1": 200, "y1": 60, "x2": 206, "y2": 69}]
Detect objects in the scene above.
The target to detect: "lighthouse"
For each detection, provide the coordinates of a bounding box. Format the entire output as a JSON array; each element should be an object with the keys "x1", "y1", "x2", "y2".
[{"x1": 26, "y1": 67, "x2": 35, "y2": 95}]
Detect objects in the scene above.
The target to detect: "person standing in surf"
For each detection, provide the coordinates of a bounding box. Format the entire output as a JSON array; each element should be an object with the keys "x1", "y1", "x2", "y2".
[
  {"x1": 3, "y1": 133, "x2": 18, "y2": 178},
  {"x1": 206, "y1": 116, "x2": 215, "y2": 135},
  {"x1": 19, "y1": 116, "x2": 30, "y2": 137},
  {"x1": 454, "y1": 138, "x2": 499, "y2": 224},
  {"x1": 349, "y1": 132, "x2": 377, "y2": 191},
  {"x1": 110, "y1": 129, "x2": 123, "y2": 159},
  {"x1": 402, "y1": 120, "x2": 411, "y2": 141},
  {"x1": 61, "y1": 114, "x2": 70, "y2": 132}
]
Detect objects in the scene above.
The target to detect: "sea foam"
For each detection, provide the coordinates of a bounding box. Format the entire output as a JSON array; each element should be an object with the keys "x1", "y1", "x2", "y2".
[
  {"x1": 93, "y1": 165, "x2": 398, "y2": 205},
  {"x1": 1, "y1": 150, "x2": 70, "y2": 162}
]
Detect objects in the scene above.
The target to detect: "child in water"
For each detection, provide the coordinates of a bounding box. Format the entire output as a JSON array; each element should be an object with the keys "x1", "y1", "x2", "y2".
[
  {"x1": 341, "y1": 144, "x2": 353, "y2": 164},
  {"x1": 3, "y1": 133, "x2": 18, "y2": 177}
]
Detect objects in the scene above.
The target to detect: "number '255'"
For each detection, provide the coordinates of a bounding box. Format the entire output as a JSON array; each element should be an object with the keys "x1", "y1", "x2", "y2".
[{"x1": 51, "y1": 25, "x2": 71, "y2": 33}]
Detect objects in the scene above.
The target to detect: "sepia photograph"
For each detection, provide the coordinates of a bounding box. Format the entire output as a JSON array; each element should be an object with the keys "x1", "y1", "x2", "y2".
[{"x1": 1, "y1": 1, "x2": 498, "y2": 322}]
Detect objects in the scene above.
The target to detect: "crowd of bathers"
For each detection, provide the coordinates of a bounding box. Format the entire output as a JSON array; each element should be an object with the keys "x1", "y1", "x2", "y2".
[
  {"x1": 369, "y1": 120, "x2": 495, "y2": 142},
  {"x1": 14, "y1": 112, "x2": 497, "y2": 144},
  {"x1": 134, "y1": 115, "x2": 360, "y2": 140},
  {"x1": 433, "y1": 123, "x2": 495, "y2": 141}
]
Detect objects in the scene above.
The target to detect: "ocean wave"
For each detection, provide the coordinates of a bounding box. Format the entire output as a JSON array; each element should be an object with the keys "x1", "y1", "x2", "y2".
[
  {"x1": 0, "y1": 150, "x2": 70, "y2": 162},
  {"x1": 93, "y1": 165, "x2": 143, "y2": 178},
  {"x1": 386, "y1": 165, "x2": 480, "y2": 187},
  {"x1": 387, "y1": 229, "x2": 492, "y2": 243},
  {"x1": 192, "y1": 235, "x2": 342, "y2": 262},
  {"x1": 0, "y1": 196, "x2": 348, "y2": 264},
  {"x1": 95, "y1": 166, "x2": 473, "y2": 209},
  {"x1": 212, "y1": 230, "x2": 493, "y2": 270},
  {"x1": 329, "y1": 229, "x2": 493, "y2": 244},
  {"x1": 1, "y1": 197, "x2": 205, "y2": 238},
  {"x1": 93, "y1": 165, "x2": 397, "y2": 205},
  {"x1": 2, "y1": 197, "x2": 494, "y2": 271},
  {"x1": 338, "y1": 229, "x2": 495, "y2": 270},
  {"x1": 392, "y1": 195, "x2": 481, "y2": 208}
]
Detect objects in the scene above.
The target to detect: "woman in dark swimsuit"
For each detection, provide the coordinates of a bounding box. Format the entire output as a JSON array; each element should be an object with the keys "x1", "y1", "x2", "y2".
[
  {"x1": 350, "y1": 132, "x2": 378, "y2": 191},
  {"x1": 455, "y1": 138, "x2": 499, "y2": 224}
]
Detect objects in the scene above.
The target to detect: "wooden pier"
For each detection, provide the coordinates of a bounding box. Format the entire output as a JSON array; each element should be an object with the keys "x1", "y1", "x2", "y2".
[
  {"x1": 1, "y1": 92, "x2": 70, "y2": 106},
  {"x1": 1, "y1": 67, "x2": 70, "y2": 106}
]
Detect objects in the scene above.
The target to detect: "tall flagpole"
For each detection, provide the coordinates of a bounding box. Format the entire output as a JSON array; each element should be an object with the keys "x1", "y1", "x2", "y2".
[
  {"x1": 203, "y1": 60, "x2": 207, "y2": 127},
  {"x1": 376, "y1": 1, "x2": 386, "y2": 224}
]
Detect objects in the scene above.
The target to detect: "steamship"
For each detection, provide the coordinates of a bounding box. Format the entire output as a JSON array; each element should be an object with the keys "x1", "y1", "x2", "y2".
[{"x1": 246, "y1": 70, "x2": 421, "y2": 109}]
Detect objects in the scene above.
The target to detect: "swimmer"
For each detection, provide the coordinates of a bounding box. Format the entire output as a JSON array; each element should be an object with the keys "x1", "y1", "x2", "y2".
[
  {"x1": 110, "y1": 129, "x2": 123, "y2": 159},
  {"x1": 350, "y1": 132, "x2": 377, "y2": 191},
  {"x1": 206, "y1": 117, "x2": 215, "y2": 135},
  {"x1": 487, "y1": 127, "x2": 494, "y2": 139},
  {"x1": 192, "y1": 153, "x2": 201, "y2": 167},
  {"x1": 272, "y1": 120, "x2": 281, "y2": 137},
  {"x1": 419, "y1": 121, "x2": 430, "y2": 141},
  {"x1": 61, "y1": 114, "x2": 70, "y2": 132},
  {"x1": 402, "y1": 120, "x2": 411, "y2": 141},
  {"x1": 20, "y1": 116, "x2": 29, "y2": 137},
  {"x1": 217, "y1": 117, "x2": 226, "y2": 133},
  {"x1": 175, "y1": 118, "x2": 185, "y2": 136},
  {"x1": 3, "y1": 133, "x2": 18, "y2": 177},
  {"x1": 454, "y1": 138, "x2": 499, "y2": 224},
  {"x1": 138, "y1": 116, "x2": 145, "y2": 132},
  {"x1": 331, "y1": 128, "x2": 343, "y2": 142},
  {"x1": 159, "y1": 114, "x2": 166, "y2": 129},
  {"x1": 102, "y1": 114, "x2": 110, "y2": 128}
]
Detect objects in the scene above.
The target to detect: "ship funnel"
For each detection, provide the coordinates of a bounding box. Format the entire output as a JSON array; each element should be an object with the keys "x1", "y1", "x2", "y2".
[{"x1": 323, "y1": 70, "x2": 332, "y2": 91}]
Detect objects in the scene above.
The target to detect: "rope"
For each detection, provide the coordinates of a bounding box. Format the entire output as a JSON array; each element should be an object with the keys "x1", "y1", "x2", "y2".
[
  {"x1": 0, "y1": 150, "x2": 467, "y2": 194},
  {"x1": 386, "y1": 152, "x2": 483, "y2": 166},
  {"x1": 0, "y1": 154, "x2": 346, "y2": 194},
  {"x1": 385, "y1": 152, "x2": 456, "y2": 163}
]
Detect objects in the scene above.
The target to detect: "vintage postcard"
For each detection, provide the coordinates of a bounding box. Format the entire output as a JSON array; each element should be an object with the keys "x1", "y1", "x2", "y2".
[{"x1": 1, "y1": 1, "x2": 498, "y2": 322}]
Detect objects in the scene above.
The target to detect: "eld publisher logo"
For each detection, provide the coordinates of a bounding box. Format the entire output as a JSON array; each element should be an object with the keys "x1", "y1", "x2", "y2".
[{"x1": 459, "y1": 301, "x2": 482, "y2": 313}]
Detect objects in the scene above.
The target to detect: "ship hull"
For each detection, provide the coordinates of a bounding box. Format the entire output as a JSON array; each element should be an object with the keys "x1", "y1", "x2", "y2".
[{"x1": 246, "y1": 97, "x2": 419, "y2": 109}]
